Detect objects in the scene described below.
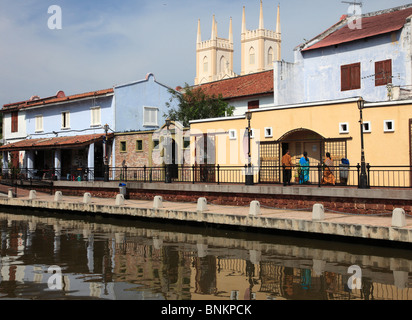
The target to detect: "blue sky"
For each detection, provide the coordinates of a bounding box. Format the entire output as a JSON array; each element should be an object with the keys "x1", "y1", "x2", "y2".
[{"x1": 1, "y1": 0, "x2": 412, "y2": 104}]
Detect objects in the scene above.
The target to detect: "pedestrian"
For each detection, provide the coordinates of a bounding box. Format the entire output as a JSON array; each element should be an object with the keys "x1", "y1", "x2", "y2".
[
  {"x1": 322, "y1": 152, "x2": 336, "y2": 185},
  {"x1": 282, "y1": 149, "x2": 293, "y2": 186},
  {"x1": 299, "y1": 152, "x2": 310, "y2": 184}
]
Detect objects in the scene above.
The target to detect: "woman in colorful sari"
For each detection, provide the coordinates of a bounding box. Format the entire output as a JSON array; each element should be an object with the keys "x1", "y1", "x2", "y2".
[
  {"x1": 322, "y1": 152, "x2": 336, "y2": 185},
  {"x1": 299, "y1": 152, "x2": 310, "y2": 184}
]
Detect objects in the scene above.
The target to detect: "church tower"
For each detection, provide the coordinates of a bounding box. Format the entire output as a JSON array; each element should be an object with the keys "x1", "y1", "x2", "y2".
[
  {"x1": 241, "y1": 1, "x2": 281, "y2": 75},
  {"x1": 195, "y1": 16, "x2": 236, "y2": 85}
]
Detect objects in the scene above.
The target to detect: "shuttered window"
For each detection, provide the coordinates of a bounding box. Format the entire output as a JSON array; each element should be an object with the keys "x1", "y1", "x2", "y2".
[
  {"x1": 143, "y1": 107, "x2": 158, "y2": 127},
  {"x1": 248, "y1": 100, "x2": 259, "y2": 110},
  {"x1": 11, "y1": 111, "x2": 18, "y2": 133},
  {"x1": 341, "y1": 63, "x2": 361, "y2": 91},
  {"x1": 90, "y1": 107, "x2": 101, "y2": 126},
  {"x1": 35, "y1": 115, "x2": 43, "y2": 132},
  {"x1": 375, "y1": 59, "x2": 392, "y2": 86}
]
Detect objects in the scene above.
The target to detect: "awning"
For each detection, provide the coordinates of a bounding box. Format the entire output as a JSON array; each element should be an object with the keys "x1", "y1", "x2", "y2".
[{"x1": 0, "y1": 133, "x2": 114, "y2": 152}]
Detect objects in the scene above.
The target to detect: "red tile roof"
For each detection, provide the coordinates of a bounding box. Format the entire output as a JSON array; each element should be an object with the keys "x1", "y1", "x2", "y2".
[
  {"x1": 303, "y1": 6, "x2": 412, "y2": 51},
  {"x1": 2, "y1": 88, "x2": 114, "y2": 112},
  {"x1": 195, "y1": 70, "x2": 273, "y2": 100},
  {"x1": 0, "y1": 133, "x2": 113, "y2": 151}
]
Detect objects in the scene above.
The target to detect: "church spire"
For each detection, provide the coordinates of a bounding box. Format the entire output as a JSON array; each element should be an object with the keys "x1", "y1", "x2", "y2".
[
  {"x1": 197, "y1": 19, "x2": 201, "y2": 44},
  {"x1": 259, "y1": 0, "x2": 264, "y2": 29},
  {"x1": 229, "y1": 17, "x2": 233, "y2": 44},
  {"x1": 276, "y1": 4, "x2": 281, "y2": 34},
  {"x1": 211, "y1": 15, "x2": 216, "y2": 39},
  {"x1": 242, "y1": 6, "x2": 246, "y2": 34}
]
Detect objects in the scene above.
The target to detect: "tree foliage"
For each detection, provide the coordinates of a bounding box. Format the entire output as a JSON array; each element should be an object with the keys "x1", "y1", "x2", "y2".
[{"x1": 165, "y1": 83, "x2": 234, "y2": 127}]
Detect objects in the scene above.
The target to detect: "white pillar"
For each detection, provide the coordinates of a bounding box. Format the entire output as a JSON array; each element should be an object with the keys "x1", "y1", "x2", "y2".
[
  {"x1": 26, "y1": 150, "x2": 34, "y2": 179},
  {"x1": 87, "y1": 143, "x2": 94, "y2": 181},
  {"x1": 2, "y1": 151, "x2": 9, "y2": 175},
  {"x1": 54, "y1": 149, "x2": 61, "y2": 180}
]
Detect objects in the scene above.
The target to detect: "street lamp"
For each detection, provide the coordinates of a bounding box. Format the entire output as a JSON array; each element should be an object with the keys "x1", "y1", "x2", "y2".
[
  {"x1": 245, "y1": 111, "x2": 254, "y2": 185},
  {"x1": 103, "y1": 123, "x2": 109, "y2": 182},
  {"x1": 165, "y1": 118, "x2": 172, "y2": 183},
  {"x1": 357, "y1": 97, "x2": 369, "y2": 189}
]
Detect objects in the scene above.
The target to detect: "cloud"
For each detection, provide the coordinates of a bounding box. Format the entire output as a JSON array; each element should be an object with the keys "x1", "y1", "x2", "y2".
[{"x1": 1, "y1": 0, "x2": 412, "y2": 105}]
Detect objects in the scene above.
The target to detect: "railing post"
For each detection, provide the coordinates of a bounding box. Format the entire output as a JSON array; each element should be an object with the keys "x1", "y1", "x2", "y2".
[
  {"x1": 192, "y1": 165, "x2": 195, "y2": 184},
  {"x1": 356, "y1": 163, "x2": 360, "y2": 187},
  {"x1": 217, "y1": 164, "x2": 220, "y2": 185},
  {"x1": 144, "y1": 165, "x2": 146, "y2": 183},
  {"x1": 367, "y1": 163, "x2": 370, "y2": 188},
  {"x1": 317, "y1": 164, "x2": 321, "y2": 187}
]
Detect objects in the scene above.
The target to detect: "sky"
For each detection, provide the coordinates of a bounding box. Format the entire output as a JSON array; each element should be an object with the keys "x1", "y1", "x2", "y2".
[{"x1": 1, "y1": 0, "x2": 412, "y2": 105}]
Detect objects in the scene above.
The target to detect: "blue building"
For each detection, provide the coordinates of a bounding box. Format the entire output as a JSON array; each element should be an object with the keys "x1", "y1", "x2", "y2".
[
  {"x1": 0, "y1": 73, "x2": 178, "y2": 180},
  {"x1": 114, "y1": 73, "x2": 177, "y2": 132},
  {"x1": 0, "y1": 88, "x2": 115, "y2": 180},
  {"x1": 273, "y1": 4, "x2": 412, "y2": 106}
]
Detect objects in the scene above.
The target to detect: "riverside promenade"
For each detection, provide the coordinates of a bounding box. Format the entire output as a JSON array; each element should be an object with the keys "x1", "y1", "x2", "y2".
[{"x1": 0, "y1": 183, "x2": 411, "y2": 247}]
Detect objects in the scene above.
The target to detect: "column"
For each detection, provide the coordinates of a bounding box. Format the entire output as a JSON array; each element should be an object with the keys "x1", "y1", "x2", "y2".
[
  {"x1": 2, "y1": 151, "x2": 8, "y2": 176},
  {"x1": 26, "y1": 150, "x2": 34, "y2": 179},
  {"x1": 87, "y1": 143, "x2": 94, "y2": 181},
  {"x1": 54, "y1": 149, "x2": 61, "y2": 180}
]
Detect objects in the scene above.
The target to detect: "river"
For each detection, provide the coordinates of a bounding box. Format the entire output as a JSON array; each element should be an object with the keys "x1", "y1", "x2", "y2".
[{"x1": 0, "y1": 207, "x2": 411, "y2": 301}]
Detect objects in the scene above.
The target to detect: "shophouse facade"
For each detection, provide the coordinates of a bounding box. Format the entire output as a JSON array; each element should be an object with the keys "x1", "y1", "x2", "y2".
[
  {"x1": 0, "y1": 89, "x2": 114, "y2": 181},
  {"x1": 273, "y1": 4, "x2": 412, "y2": 106}
]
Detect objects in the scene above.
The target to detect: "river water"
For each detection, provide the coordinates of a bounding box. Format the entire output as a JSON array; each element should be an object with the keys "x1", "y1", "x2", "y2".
[{"x1": 0, "y1": 208, "x2": 411, "y2": 301}]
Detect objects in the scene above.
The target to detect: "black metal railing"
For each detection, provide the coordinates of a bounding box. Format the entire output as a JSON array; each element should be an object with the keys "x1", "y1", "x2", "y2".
[{"x1": 1, "y1": 164, "x2": 411, "y2": 188}]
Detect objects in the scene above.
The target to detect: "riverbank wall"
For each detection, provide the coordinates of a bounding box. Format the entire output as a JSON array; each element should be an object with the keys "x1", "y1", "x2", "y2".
[{"x1": 0, "y1": 183, "x2": 412, "y2": 247}]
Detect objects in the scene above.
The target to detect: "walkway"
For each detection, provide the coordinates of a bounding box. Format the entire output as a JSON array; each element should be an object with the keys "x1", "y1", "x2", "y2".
[{"x1": 0, "y1": 184, "x2": 411, "y2": 246}]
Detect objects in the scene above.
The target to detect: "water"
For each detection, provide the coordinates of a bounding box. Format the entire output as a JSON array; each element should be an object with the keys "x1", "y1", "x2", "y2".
[{"x1": 0, "y1": 207, "x2": 412, "y2": 301}]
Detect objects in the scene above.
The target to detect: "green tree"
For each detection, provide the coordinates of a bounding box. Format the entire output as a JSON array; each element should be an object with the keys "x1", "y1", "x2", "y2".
[{"x1": 165, "y1": 83, "x2": 234, "y2": 127}]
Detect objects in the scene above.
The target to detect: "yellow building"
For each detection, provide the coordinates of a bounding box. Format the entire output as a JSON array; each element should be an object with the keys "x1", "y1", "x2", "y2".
[{"x1": 190, "y1": 97, "x2": 412, "y2": 187}]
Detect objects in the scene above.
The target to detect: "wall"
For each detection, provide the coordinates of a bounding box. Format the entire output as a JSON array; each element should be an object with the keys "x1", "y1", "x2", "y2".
[
  {"x1": 114, "y1": 74, "x2": 177, "y2": 133},
  {"x1": 275, "y1": 26, "x2": 411, "y2": 105},
  {"x1": 24, "y1": 95, "x2": 114, "y2": 138},
  {"x1": 190, "y1": 99, "x2": 412, "y2": 169}
]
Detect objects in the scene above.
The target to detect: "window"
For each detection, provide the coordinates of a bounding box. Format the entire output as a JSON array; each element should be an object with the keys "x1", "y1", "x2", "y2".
[
  {"x1": 153, "y1": 139, "x2": 160, "y2": 149},
  {"x1": 264, "y1": 127, "x2": 273, "y2": 138},
  {"x1": 35, "y1": 115, "x2": 43, "y2": 132},
  {"x1": 339, "y1": 122, "x2": 349, "y2": 134},
  {"x1": 229, "y1": 129, "x2": 237, "y2": 140},
  {"x1": 120, "y1": 141, "x2": 127, "y2": 152},
  {"x1": 203, "y1": 56, "x2": 208, "y2": 73},
  {"x1": 249, "y1": 47, "x2": 255, "y2": 65},
  {"x1": 90, "y1": 107, "x2": 101, "y2": 126},
  {"x1": 341, "y1": 63, "x2": 361, "y2": 91},
  {"x1": 136, "y1": 140, "x2": 143, "y2": 152},
  {"x1": 362, "y1": 121, "x2": 371, "y2": 133},
  {"x1": 268, "y1": 47, "x2": 273, "y2": 65},
  {"x1": 248, "y1": 100, "x2": 259, "y2": 110},
  {"x1": 61, "y1": 111, "x2": 70, "y2": 129},
  {"x1": 11, "y1": 111, "x2": 18, "y2": 133},
  {"x1": 384, "y1": 120, "x2": 395, "y2": 132},
  {"x1": 143, "y1": 107, "x2": 159, "y2": 127},
  {"x1": 375, "y1": 59, "x2": 392, "y2": 86}
]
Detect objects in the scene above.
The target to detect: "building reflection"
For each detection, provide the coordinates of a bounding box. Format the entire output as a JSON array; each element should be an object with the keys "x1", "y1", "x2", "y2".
[{"x1": 0, "y1": 212, "x2": 411, "y2": 300}]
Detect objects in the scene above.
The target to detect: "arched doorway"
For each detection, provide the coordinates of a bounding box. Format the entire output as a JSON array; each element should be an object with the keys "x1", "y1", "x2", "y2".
[{"x1": 259, "y1": 128, "x2": 349, "y2": 184}]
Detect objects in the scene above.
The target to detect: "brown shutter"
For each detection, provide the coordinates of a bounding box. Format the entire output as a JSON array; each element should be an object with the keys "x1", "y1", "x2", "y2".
[
  {"x1": 351, "y1": 63, "x2": 361, "y2": 89},
  {"x1": 11, "y1": 111, "x2": 18, "y2": 133},
  {"x1": 248, "y1": 100, "x2": 259, "y2": 110},
  {"x1": 341, "y1": 65, "x2": 350, "y2": 91},
  {"x1": 375, "y1": 59, "x2": 392, "y2": 86}
]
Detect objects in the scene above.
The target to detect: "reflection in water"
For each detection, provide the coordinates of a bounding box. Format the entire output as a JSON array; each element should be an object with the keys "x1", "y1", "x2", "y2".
[{"x1": 0, "y1": 209, "x2": 411, "y2": 300}]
